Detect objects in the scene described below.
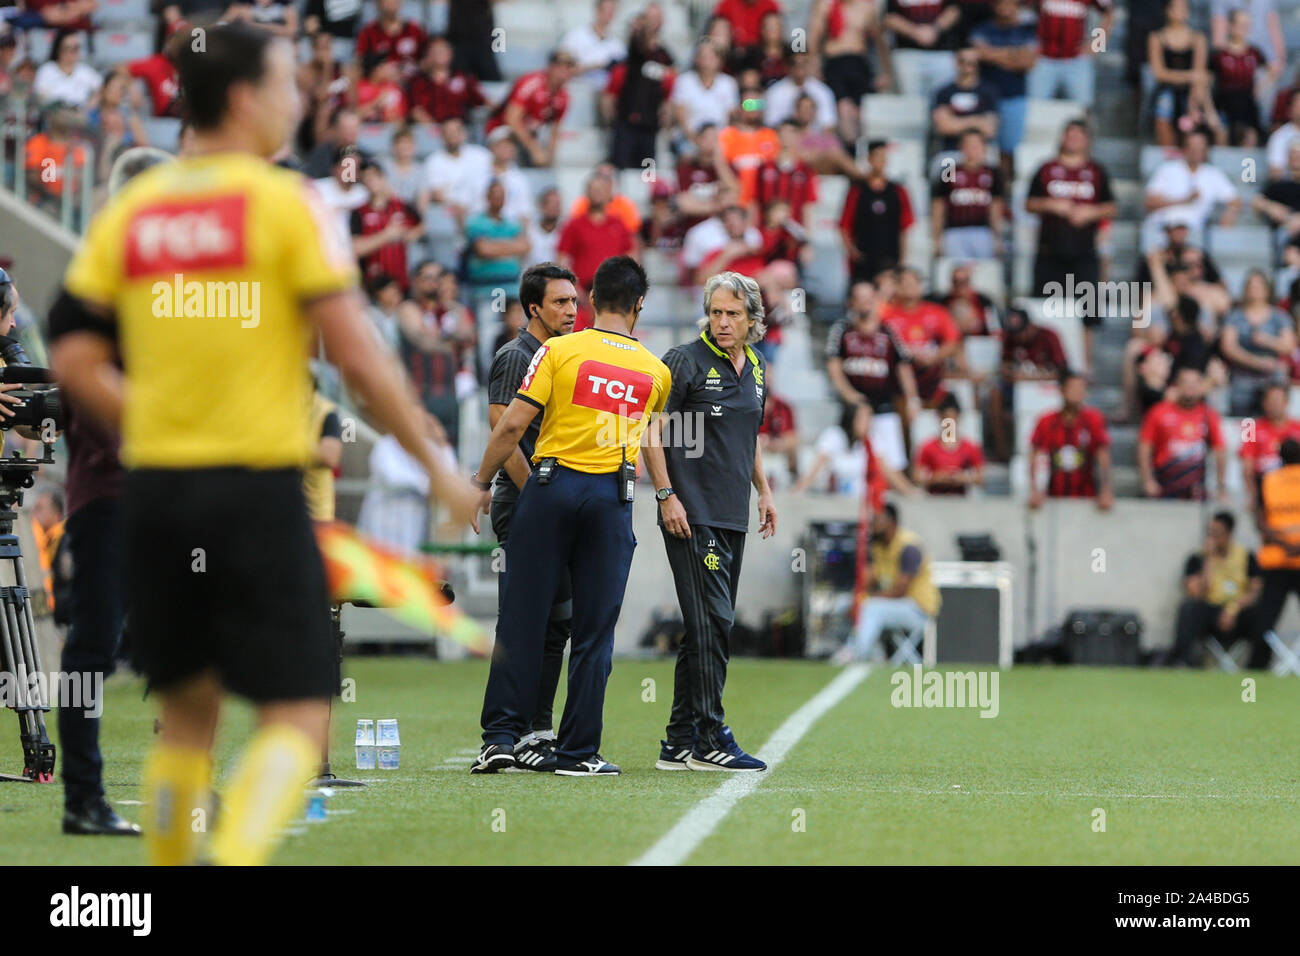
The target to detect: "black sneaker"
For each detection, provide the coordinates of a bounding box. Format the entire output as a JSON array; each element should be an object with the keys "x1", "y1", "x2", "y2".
[
  {"x1": 470, "y1": 743, "x2": 516, "y2": 774},
  {"x1": 552, "y1": 754, "x2": 621, "y2": 776},
  {"x1": 509, "y1": 733, "x2": 556, "y2": 772},
  {"x1": 62, "y1": 798, "x2": 142, "y2": 836}
]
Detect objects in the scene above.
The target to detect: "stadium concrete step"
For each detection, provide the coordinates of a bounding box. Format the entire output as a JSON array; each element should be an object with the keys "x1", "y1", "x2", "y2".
[{"x1": 1109, "y1": 424, "x2": 1140, "y2": 470}]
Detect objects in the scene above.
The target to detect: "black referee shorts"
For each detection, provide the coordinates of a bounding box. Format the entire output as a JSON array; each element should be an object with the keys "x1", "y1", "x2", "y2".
[{"x1": 124, "y1": 468, "x2": 334, "y2": 702}]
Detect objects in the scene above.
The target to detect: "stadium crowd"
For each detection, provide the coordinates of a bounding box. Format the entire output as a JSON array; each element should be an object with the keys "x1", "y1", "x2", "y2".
[{"x1": 3, "y1": 0, "x2": 1300, "y2": 514}]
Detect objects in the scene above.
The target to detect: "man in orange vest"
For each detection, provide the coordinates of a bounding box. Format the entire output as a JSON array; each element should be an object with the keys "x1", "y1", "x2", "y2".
[{"x1": 1253, "y1": 437, "x2": 1300, "y2": 668}]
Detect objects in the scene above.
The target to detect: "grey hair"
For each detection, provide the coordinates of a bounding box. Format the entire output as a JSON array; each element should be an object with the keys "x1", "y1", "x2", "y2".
[{"x1": 699, "y1": 271, "x2": 766, "y2": 345}]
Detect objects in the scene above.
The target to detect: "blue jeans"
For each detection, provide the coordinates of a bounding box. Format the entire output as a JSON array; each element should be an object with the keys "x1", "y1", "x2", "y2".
[
  {"x1": 892, "y1": 49, "x2": 957, "y2": 103},
  {"x1": 997, "y1": 96, "x2": 1028, "y2": 155},
  {"x1": 1027, "y1": 56, "x2": 1095, "y2": 102},
  {"x1": 852, "y1": 596, "x2": 929, "y2": 660}
]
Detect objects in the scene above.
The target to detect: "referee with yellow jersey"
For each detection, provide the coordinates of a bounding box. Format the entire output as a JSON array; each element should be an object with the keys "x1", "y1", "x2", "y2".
[
  {"x1": 49, "y1": 22, "x2": 480, "y2": 865},
  {"x1": 470, "y1": 256, "x2": 671, "y2": 776}
]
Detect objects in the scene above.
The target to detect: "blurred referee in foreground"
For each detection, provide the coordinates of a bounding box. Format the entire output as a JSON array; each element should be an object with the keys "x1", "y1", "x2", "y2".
[
  {"x1": 49, "y1": 22, "x2": 480, "y2": 865},
  {"x1": 470, "y1": 256, "x2": 671, "y2": 776},
  {"x1": 643, "y1": 272, "x2": 776, "y2": 772},
  {"x1": 482, "y1": 264, "x2": 578, "y2": 768}
]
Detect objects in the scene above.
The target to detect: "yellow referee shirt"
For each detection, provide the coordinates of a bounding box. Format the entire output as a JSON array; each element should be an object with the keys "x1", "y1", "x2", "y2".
[
  {"x1": 62, "y1": 152, "x2": 358, "y2": 470},
  {"x1": 518, "y1": 328, "x2": 671, "y2": 473}
]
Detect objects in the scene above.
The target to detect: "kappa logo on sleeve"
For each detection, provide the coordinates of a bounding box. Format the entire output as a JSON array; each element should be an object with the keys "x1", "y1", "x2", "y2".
[
  {"x1": 520, "y1": 343, "x2": 550, "y2": 391},
  {"x1": 125, "y1": 194, "x2": 247, "y2": 277},
  {"x1": 572, "y1": 360, "x2": 654, "y2": 419}
]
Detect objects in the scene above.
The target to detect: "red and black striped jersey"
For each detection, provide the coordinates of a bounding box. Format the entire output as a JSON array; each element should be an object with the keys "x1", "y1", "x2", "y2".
[
  {"x1": 754, "y1": 158, "x2": 819, "y2": 223},
  {"x1": 1033, "y1": 0, "x2": 1110, "y2": 60},
  {"x1": 1030, "y1": 405, "x2": 1110, "y2": 498},
  {"x1": 827, "y1": 318, "x2": 912, "y2": 410},
  {"x1": 933, "y1": 163, "x2": 1003, "y2": 229},
  {"x1": 349, "y1": 197, "x2": 421, "y2": 291},
  {"x1": 1210, "y1": 44, "x2": 1267, "y2": 94}
]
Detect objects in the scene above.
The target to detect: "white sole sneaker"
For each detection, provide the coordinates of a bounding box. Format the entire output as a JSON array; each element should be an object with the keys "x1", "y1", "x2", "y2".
[
  {"x1": 686, "y1": 756, "x2": 765, "y2": 772},
  {"x1": 654, "y1": 759, "x2": 691, "y2": 771}
]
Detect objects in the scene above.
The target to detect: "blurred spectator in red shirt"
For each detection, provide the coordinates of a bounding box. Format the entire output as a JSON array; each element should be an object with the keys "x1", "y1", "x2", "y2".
[
  {"x1": 558, "y1": 170, "x2": 637, "y2": 327},
  {"x1": 914, "y1": 394, "x2": 984, "y2": 495},
  {"x1": 880, "y1": 266, "x2": 962, "y2": 405},
  {"x1": 753, "y1": 119, "x2": 818, "y2": 223},
  {"x1": 602, "y1": 6, "x2": 675, "y2": 170},
  {"x1": 356, "y1": 0, "x2": 427, "y2": 79},
  {"x1": 26, "y1": 0, "x2": 96, "y2": 32},
  {"x1": 357, "y1": 54, "x2": 409, "y2": 122},
  {"x1": 675, "y1": 123, "x2": 738, "y2": 228},
  {"x1": 126, "y1": 27, "x2": 184, "y2": 118},
  {"x1": 1029, "y1": 369, "x2": 1113, "y2": 508},
  {"x1": 759, "y1": 387, "x2": 800, "y2": 484},
  {"x1": 713, "y1": 0, "x2": 782, "y2": 50},
  {"x1": 693, "y1": 203, "x2": 767, "y2": 284},
  {"x1": 642, "y1": 181, "x2": 688, "y2": 253},
  {"x1": 1239, "y1": 381, "x2": 1300, "y2": 514},
  {"x1": 758, "y1": 198, "x2": 807, "y2": 264},
  {"x1": 486, "y1": 50, "x2": 577, "y2": 168},
  {"x1": 992, "y1": 304, "x2": 1068, "y2": 458},
  {"x1": 941, "y1": 262, "x2": 999, "y2": 335},
  {"x1": 408, "y1": 34, "x2": 487, "y2": 124},
  {"x1": 351, "y1": 161, "x2": 423, "y2": 292},
  {"x1": 1138, "y1": 365, "x2": 1226, "y2": 501}
]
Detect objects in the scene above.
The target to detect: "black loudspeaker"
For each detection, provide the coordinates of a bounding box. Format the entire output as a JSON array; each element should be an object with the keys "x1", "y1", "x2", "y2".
[
  {"x1": 956, "y1": 534, "x2": 1001, "y2": 562},
  {"x1": 1063, "y1": 608, "x2": 1143, "y2": 666}
]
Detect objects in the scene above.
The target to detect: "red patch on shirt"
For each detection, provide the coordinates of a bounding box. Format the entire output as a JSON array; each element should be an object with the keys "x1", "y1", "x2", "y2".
[
  {"x1": 571, "y1": 360, "x2": 654, "y2": 419},
  {"x1": 125, "y1": 194, "x2": 248, "y2": 278}
]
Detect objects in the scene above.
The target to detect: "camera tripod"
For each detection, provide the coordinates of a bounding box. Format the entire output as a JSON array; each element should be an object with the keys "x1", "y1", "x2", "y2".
[{"x1": 0, "y1": 450, "x2": 56, "y2": 783}]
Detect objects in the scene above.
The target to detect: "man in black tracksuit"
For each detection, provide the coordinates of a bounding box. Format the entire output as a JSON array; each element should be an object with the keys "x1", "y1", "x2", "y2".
[
  {"x1": 644, "y1": 271, "x2": 778, "y2": 772},
  {"x1": 481, "y1": 263, "x2": 578, "y2": 766}
]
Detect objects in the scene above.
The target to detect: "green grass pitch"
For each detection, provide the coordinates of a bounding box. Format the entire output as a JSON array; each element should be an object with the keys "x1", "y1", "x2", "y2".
[{"x1": 2, "y1": 659, "x2": 1298, "y2": 864}]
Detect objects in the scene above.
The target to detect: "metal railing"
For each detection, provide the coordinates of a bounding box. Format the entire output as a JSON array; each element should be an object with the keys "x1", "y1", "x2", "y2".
[{"x1": 2, "y1": 111, "x2": 96, "y2": 235}]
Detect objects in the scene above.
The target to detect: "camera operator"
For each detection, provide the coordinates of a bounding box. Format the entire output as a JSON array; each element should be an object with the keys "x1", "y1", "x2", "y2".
[
  {"x1": 40, "y1": 152, "x2": 166, "y2": 836},
  {"x1": 0, "y1": 272, "x2": 38, "y2": 429}
]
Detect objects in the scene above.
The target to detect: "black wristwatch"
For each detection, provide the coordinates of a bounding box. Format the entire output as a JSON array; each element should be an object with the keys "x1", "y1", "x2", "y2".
[
  {"x1": 655, "y1": 487, "x2": 675, "y2": 502},
  {"x1": 471, "y1": 473, "x2": 491, "y2": 492}
]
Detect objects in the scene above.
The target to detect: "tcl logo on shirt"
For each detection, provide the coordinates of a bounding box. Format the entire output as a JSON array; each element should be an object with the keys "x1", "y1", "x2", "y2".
[
  {"x1": 125, "y1": 194, "x2": 247, "y2": 277},
  {"x1": 573, "y1": 360, "x2": 654, "y2": 419}
]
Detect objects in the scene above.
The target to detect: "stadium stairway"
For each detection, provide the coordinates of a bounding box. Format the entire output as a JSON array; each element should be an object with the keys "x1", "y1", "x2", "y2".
[{"x1": 1082, "y1": 29, "x2": 1144, "y2": 495}]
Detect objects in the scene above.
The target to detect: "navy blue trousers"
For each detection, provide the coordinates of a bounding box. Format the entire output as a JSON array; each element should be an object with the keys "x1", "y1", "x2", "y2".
[
  {"x1": 480, "y1": 467, "x2": 635, "y2": 763},
  {"x1": 58, "y1": 496, "x2": 125, "y2": 808}
]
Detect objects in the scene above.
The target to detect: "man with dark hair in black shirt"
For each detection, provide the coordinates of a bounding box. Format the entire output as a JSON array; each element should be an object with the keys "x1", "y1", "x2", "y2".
[
  {"x1": 482, "y1": 262, "x2": 578, "y2": 767},
  {"x1": 643, "y1": 271, "x2": 777, "y2": 772},
  {"x1": 840, "y1": 139, "x2": 915, "y2": 283}
]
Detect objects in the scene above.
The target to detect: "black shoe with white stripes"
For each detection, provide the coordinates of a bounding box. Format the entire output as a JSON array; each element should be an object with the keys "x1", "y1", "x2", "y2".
[
  {"x1": 552, "y1": 754, "x2": 621, "y2": 776},
  {"x1": 686, "y1": 727, "x2": 766, "y2": 772},
  {"x1": 655, "y1": 740, "x2": 693, "y2": 770},
  {"x1": 469, "y1": 743, "x2": 516, "y2": 774},
  {"x1": 510, "y1": 733, "x2": 556, "y2": 772}
]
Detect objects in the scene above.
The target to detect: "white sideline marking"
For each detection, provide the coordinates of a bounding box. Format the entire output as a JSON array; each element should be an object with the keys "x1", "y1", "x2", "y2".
[{"x1": 631, "y1": 664, "x2": 871, "y2": 867}]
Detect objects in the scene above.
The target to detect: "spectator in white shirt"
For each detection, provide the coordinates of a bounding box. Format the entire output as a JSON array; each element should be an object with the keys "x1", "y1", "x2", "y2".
[
  {"x1": 671, "y1": 38, "x2": 740, "y2": 140},
  {"x1": 313, "y1": 145, "x2": 371, "y2": 248},
  {"x1": 380, "y1": 125, "x2": 427, "y2": 207},
  {"x1": 421, "y1": 115, "x2": 492, "y2": 228},
  {"x1": 1143, "y1": 127, "x2": 1240, "y2": 251},
  {"x1": 765, "y1": 49, "x2": 837, "y2": 131},
  {"x1": 1267, "y1": 89, "x2": 1300, "y2": 180},
  {"x1": 33, "y1": 30, "x2": 102, "y2": 111},
  {"x1": 467, "y1": 126, "x2": 534, "y2": 226},
  {"x1": 560, "y1": 0, "x2": 626, "y2": 79},
  {"x1": 525, "y1": 186, "x2": 565, "y2": 268}
]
